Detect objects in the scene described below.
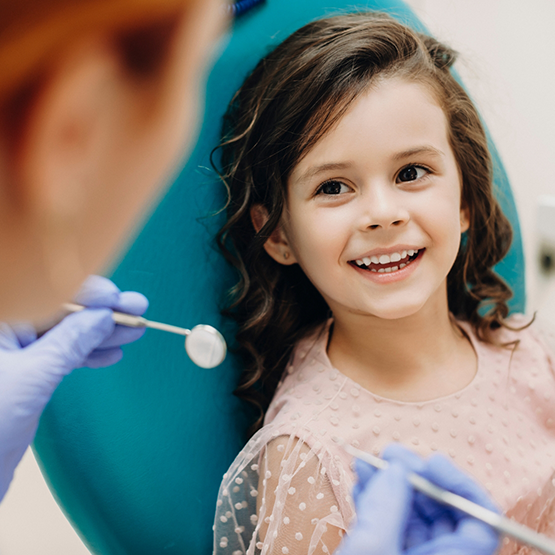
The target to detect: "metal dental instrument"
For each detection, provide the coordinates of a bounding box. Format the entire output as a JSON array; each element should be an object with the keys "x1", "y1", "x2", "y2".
[
  {"x1": 333, "y1": 437, "x2": 555, "y2": 555},
  {"x1": 63, "y1": 303, "x2": 227, "y2": 369}
]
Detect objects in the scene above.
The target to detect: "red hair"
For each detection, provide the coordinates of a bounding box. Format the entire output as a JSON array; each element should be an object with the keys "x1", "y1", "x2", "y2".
[{"x1": 0, "y1": 0, "x2": 195, "y2": 105}]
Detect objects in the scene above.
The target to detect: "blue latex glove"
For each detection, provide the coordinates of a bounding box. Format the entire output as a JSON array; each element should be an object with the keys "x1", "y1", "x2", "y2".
[
  {"x1": 338, "y1": 444, "x2": 500, "y2": 555},
  {"x1": 0, "y1": 275, "x2": 148, "y2": 501}
]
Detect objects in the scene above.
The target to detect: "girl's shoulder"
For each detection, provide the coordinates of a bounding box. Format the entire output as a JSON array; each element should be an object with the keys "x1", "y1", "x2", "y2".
[
  {"x1": 466, "y1": 312, "x2": 555, "y2": 376},
  {"x1": 497, "y1": 312, "x2": 555, "y2": 356},
  {"x1": 459, "y1": 312, "x2": 552, "y2": 351},
  {"x1": 531, "y1": 311, "x2": 555, "y2": 356}
]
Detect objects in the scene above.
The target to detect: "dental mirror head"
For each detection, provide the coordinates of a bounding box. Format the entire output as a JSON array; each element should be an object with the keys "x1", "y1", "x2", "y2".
[{"x1": 185, "y1": 324, "x2": 227, "y2": 368}]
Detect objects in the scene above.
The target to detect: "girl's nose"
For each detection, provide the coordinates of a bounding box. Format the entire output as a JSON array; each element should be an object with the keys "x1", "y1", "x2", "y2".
[{"x1": 359, "y1": 186, "x2": 410, "y2": 231}]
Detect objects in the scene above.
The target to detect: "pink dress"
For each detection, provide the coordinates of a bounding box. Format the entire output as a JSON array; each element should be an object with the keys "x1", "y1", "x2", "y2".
[{"x1": 213, "y1": 315, "x2": 555, "y2": 554}]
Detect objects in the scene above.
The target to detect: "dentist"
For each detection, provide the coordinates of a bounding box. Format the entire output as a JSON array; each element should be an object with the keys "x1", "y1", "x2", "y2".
[{"x1": 0, "y1": 0, "x2": 225, "y2": 502}]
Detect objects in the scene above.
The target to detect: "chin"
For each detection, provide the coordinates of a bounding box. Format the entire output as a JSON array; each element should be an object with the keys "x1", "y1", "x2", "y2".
[{"x1": 366, "y1": 299, "x2": 428, "y2": 321}]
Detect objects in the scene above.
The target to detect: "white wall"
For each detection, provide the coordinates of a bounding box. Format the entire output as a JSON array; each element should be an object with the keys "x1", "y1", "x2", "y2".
[
  {"x1": 1, "y1": 1, "x2": 554, "y2": 553},
  {"x1": 0, "y1": 451, "x2": 90, "y2": 554},
  {"x1": 409, "y1": 0, "x2": 555, "y2": 314}
]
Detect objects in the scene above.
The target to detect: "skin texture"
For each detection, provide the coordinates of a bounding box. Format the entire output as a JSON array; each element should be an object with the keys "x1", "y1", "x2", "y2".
[
  {"x1": 0, "y1": 0, "x2": 225, "y2": 323},
  {"x1": 255, "y1": 78, "x2": 476, "y2": 402}
]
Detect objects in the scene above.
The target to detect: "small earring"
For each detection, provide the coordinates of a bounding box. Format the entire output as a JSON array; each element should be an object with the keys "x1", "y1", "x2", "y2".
[{"x1": 283, "y1": 251, "x2": 290, "y2": 260}]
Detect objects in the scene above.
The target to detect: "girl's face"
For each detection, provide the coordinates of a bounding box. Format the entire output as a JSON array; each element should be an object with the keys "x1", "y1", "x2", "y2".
[{"x1": 267, "y1": 78, "x2": 468, "y2": 322}]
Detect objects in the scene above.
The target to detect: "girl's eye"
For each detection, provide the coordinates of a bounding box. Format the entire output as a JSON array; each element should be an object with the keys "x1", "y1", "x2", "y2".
[
  {"x1": 397, "y1": 165, "x2": 428, "y2": 183},
  {"x1": 316, "y1": 180, "x2": 350, "y2": 195}
]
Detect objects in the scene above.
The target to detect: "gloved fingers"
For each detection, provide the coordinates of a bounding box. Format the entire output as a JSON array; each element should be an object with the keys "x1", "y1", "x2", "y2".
[
  {"x1": 30, "y1": 310, "x2": 114, "y2": 374},
  {"x1": 411, "y1": 487, "x2": 457, "y2": 524},
  {"x1": 428, "y1": 513, "x2": 457, "y2": 540},
  {"x1": 353, "y1": 444, "x2": 425, "y2": 511},
  {"x1": 0, "y1": 324, "x2": 22, "y2": 350},
  {"x1": 404, "y1": 513, "x2": 431, "y2": 550},
  {"x1": 421, "y1": 454, "x2": 500, "y2": 514},
  {"x1": 403, "y1": 494, "x2": 455, "y2": 548},
  {"x1": 7, "y1": 323, "x2": 38, "y2": 348},
  {"x1": 382, "y1": 447, "x2": 495, "y2": 513},
  {"x1": 112, "y1": 291, "x2": 148, "y2": 316},
  {"x1": 94, "y1": 325, "x2": 146, "y2": 350},
  {"x1": 353, "y1": 459, "x2": 378, "y2": 504},
  {"x1": 453, "y1": 517, "x2": 500, "y2": 551},
  {"x1": 408, "y1": 521, "x2": 499, "y2": 555},
  {"x1": 84, "y1": 347, "x2": 123, "y2": 368},
  {"x1": 73, "y1": 275, "x2": 121, "y2": 307},
  {"x1": 341, "y1": 461, "x2": 412, "y2": 555},
  {"x1": 382, "y1": 444, "x2": 426, "y2": 474},
  {"x1": 355, "y1": 460, "x2": 413, "y2": 531},
  {"x1": 73, "y1": 276, "x2": 148, "y2": 317}
]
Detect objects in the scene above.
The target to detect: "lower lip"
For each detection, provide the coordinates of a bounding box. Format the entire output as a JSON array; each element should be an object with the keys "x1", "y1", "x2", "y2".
[{"x1": 350, "y1": 249, "x2": 424, "y2": 284}]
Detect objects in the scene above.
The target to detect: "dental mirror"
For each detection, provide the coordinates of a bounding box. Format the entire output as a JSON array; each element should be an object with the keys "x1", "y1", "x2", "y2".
[
  {"x1": 62, "y1": 303, "x2": 227, "y2": 369},
  {"x1": 184, "y1": 325, "x2": 227, "y2": 369}
]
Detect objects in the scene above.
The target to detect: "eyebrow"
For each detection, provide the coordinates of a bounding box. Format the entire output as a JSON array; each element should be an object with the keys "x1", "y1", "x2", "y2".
[
  {"x1": 297, "y1": 162, "x2": 353, "y2": 184},
  {"x1": 296, "y1": 146, "x2": 445, "y2": 184},
  {"x1": 391, "y1": 146, "x2": 445, "y2": 161}
]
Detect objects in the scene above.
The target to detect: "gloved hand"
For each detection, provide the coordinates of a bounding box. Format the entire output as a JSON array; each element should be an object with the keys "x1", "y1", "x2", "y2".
[
  {"x1": 338, "y1": 444, "x2": 500, "y2": 555},
  {"x1": 0, "y1": 275, "x2": 148, "y2": 501}
]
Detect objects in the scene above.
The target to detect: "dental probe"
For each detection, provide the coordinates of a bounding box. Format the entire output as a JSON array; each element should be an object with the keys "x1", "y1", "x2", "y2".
[
  {"x1": 333, "y1": 437, "x2": 555, "y2": 555},
  {"x1": 63, "y1": 303, "x2": 227, "y2": 369},
  {"x1": 64, "y1": 303, "x2": 192, "y2": 335}
]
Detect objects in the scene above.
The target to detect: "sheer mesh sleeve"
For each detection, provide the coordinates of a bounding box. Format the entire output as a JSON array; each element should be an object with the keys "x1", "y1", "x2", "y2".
[
  {"x1": 213, "y1": 430, "x2": 351, "y2": 555},
  {"x1": 257, "y1": 436, "x2": 345, "y2": 554}
]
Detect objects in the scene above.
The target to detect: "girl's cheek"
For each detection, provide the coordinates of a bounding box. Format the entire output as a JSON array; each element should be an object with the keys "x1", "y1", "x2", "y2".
[{"x1": 307, "y1": 213, "x2": 352, "y2": 246}]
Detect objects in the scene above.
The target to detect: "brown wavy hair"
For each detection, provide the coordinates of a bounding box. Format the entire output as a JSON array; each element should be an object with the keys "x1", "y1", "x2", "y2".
[{"x1": 214, "y1": 12, "x2": 516, "y2": 434}]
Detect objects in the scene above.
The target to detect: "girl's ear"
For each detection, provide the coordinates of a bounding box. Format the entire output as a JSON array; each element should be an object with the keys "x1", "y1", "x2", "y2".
[
  {"x1": 250, "y1": 204, "x2": 297, "y2": 265},
  {"x1": 460, "y1": 205, "x2": 470, "y2": 233}
]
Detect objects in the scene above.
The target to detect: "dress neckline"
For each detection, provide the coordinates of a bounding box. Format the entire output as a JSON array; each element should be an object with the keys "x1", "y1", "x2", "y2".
[{"x1": 307, "y1": 317, "x2": 485, "y2": 407}]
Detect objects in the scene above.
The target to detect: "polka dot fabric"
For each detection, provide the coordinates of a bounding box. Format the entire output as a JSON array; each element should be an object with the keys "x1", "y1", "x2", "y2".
[{"x1": 213, "y1": 315, "x2": 555, "y2": 554}]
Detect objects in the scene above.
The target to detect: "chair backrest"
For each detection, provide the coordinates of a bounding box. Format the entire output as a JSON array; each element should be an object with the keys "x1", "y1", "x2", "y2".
[{"x1": 34, "y1": 1, "x2": 525, "y2": 553}]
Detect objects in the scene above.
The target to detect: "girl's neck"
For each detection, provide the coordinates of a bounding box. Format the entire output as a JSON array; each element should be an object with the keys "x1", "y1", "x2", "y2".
[{"x1": 326, "y1": 300, "x2": 477, "y2": 402}]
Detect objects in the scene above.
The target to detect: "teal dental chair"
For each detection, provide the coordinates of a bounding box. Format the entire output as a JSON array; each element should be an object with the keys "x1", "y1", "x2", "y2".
[{"x1": 34, "y1": 1, "x2": 525, "y2": 553}]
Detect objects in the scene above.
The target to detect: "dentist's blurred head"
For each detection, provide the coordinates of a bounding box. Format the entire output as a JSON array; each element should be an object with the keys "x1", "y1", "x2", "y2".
[{"x1": 0, "y1": 0, "x2": 225, "y2": 322}]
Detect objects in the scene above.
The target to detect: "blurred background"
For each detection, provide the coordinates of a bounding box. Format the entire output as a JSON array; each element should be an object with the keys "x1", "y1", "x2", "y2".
[{"x1": 1, "y1": 0, "x2": 554, "y2": 553}]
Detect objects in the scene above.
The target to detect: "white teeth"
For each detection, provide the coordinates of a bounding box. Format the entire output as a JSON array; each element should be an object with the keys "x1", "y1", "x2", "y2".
[
  {"x1": 354, "y1": 249, "x2": 419, "y2": 269},
  {"x1": 384, "y1": 267, "x2": 392, "y2": 273},
  {"x1": 371, "y1": 269, "x2": 377, "y2": 272},
  {"x1": 391, "y1": 266, "x2": 398, "y2": 271},
  {"x1": 378, "y1": 268, "x2": 385, "y2": 273}
]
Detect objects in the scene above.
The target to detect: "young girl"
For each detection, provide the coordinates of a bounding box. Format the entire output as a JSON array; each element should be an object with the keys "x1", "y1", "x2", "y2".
[{"x1": 213, "y1": 12, "x2": 555, "y2": 555}]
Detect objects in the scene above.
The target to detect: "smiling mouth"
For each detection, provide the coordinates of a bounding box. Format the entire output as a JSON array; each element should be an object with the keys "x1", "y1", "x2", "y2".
[{"x1": 350, "y1": 249, "x2": 423, "y2": 273}]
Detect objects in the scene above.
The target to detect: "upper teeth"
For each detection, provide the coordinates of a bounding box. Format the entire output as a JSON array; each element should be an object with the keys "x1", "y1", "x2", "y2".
[{"x1": 355, "y1": 249, "x2": 417, "y2": 267}]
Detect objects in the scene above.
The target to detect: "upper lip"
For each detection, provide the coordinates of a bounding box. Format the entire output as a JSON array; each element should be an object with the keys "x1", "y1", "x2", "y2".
[{"x1": 349, "y1": 245, "x2": 424, "y2": 260}]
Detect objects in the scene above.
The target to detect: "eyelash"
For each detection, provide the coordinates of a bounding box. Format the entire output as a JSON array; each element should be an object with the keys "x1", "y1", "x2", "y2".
[
  {"x1": 315, "y1": 180, "x2": 351, "y2": 196},
  {"x1": 314, "y1": 164, "x2": 432, "y2": 196},
  {"x1": 396, "y1": 164, "x2": 432, "y2": 184}
]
